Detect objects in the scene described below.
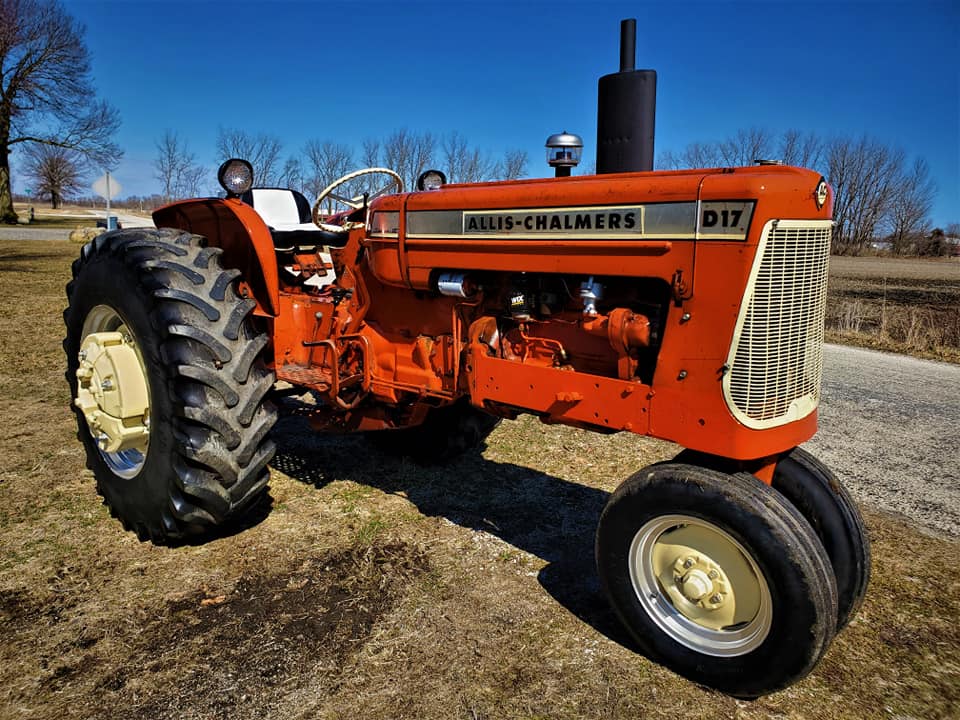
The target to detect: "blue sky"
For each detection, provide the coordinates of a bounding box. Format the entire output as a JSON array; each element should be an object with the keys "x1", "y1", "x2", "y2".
[{"x1": 27, "y1": 0, "x2": 959, "y2": 226}]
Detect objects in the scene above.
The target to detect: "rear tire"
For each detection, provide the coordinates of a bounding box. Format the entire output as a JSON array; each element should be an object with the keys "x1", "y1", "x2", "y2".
[
  {"x1": 596, "y1": 463, "x2": 837, "y2": 697},
  {"x1": 64, "y1": 229, "x2": 277, "y2": 542},
  {"x1": 369, "y1": 399, "x2": 500, "y2": 464}
]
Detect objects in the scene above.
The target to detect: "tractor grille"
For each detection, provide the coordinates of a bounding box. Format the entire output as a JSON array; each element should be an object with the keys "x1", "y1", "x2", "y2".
[{"x1": 723, "y1": 220, "x2": 832, "y2": 428}]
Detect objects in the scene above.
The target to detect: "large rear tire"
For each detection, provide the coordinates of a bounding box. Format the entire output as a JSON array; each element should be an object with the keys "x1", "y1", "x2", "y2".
[
  {"x1": 64, "y1": 229, "x2": 277, "y2": 542},
  {"x1": 596, "y1": 463, "x2": 837, "y2": 697}
]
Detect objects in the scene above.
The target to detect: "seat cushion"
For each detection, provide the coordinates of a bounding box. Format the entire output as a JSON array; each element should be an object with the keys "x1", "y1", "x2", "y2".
[
  {"x1": 244, "y1": 188, "x2": 312, "y2": 225},
  {"x1": 241, "y1": 188, "x2": 348, "y2": 249}
]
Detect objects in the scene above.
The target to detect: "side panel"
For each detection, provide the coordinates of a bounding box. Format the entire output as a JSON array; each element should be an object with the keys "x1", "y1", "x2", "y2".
[{"x1": 153, "y1": 198, "x2": 280, "y2": 316}]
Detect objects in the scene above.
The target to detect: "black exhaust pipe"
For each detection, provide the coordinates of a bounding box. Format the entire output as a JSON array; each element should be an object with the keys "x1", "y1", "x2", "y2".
[{"x1": 596, "y1": 19, "x2": 657, "y2": 173}]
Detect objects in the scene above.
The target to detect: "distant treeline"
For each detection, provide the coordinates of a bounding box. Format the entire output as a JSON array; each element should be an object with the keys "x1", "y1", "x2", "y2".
[
  {"x1": 16, "y1": 125, "x2": 954, "y2": 256},
  {"x1": 658, "y1": 128, "x2": 950, "y2": 256}
]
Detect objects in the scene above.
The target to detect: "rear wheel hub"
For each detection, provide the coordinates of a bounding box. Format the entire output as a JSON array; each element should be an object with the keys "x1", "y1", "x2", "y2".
[{"x1": 75, "y1": 306, "x2": 150, "y2": 477}]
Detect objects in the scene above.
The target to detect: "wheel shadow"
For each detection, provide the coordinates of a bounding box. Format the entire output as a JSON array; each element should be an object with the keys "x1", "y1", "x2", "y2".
[{"x1": 270, "y1": 414, "x2": 637, "y2": 651}]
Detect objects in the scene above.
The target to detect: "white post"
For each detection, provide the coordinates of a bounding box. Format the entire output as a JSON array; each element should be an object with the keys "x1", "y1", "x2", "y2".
[{"x1": 105, "y1": 172, "x2": 112, "y2": 229}]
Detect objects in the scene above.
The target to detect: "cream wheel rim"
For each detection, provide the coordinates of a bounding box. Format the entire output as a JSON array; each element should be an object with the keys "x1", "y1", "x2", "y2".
[
  {"x1": 629, "y1": 514, "x2": 772, "y2": 656},
  {"x1": 76, "y1": 305, "x2": 151, "y2": 479}
]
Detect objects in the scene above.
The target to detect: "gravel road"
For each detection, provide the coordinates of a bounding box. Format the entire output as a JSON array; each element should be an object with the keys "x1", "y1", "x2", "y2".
[
  {"x1": 0, "y1": 212, "x2": 152, "y2": 242},
  {"x1": 808, "y1": 344, "x2": 959, "y2": 537}
]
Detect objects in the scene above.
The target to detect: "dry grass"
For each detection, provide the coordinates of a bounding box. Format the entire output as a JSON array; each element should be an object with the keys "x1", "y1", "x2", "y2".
[
  {"x1": 10, "y1": 204, "x2": 99, "y2": 229},
  {"x1": 0, "y1": 241, "x2": 957, "y2": 719},
  {"x1": 826, "y1": 256, "x2": 960, "y2": 363}
]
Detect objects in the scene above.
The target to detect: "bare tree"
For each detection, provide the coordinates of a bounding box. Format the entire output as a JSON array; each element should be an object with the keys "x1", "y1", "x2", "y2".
[
  {"x1": 886, "y1": 157, "x2": 936, "y2": 254},
  {"x1": 361, "y1": 138, "x2": 381, "y2": 168},
  {"x1": 0, "y1": 0, "x2": 122, "y2": 223},
  {"x1": 660, "y1": 129, "x2": 780, "y2": 170},
  {"x1": 278, "y1": 156, "x2": 304, "y2": 194},
  {"x1": 827, "y1": 136, "x2": 905, "y2": 254},
  {"x1": 658, "y1": 141, "x2": 723, "y2": 170},
  {"x1": 153, "y1": 130, "x2": 204, "y2": 202},
  {"x1": 719, "y1": 128, "x2": 775, "y2": 166},
  {"x1": 24, "y1": 144, "x2": 85, "y2": 208},
  {"x1": 215, "y1": 128, "x2": 283, "y2": 186},
  {"x1": 442, "y1": 132, "x2": 497, "y2": 183},
  {"x1": 497, "y1": 149, "x2": 528, "y2": 180},
  {"x1": 779, "y1": 129, "x2": 824, "y2": 170},
  {"x1": 303, "y1": 139, "x2": 353, "y2": 210},
  {"x1": 383, "y1": 129, "x2": 436, "y2": 190}
]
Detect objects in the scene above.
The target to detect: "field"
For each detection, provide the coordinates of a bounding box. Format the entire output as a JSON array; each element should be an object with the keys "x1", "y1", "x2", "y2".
[
  {"x1": 0, "y1": 241, "x2": 958, "y2": 719},
  {"x1": 826, "y1": 256, "x2": 960, "y2": 363}
]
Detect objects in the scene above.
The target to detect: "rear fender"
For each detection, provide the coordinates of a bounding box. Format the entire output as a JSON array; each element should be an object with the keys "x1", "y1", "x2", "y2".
[{"x1": 153, "y1": 198, "x2": 279, "y2": 315}]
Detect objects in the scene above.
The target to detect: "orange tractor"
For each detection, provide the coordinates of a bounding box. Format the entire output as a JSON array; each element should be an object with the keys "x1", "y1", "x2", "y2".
[{"x1": 64, "y1": 21, "x2": 868, "y2": 697}]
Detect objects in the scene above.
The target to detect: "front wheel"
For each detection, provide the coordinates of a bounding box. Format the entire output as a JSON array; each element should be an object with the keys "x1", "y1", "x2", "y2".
[
  {"x1": 772, "y1": 447, "x2": 870, "y2": 630},
  {"x1": 596, "y1": 463, "x2": 838, "y2": 697}
]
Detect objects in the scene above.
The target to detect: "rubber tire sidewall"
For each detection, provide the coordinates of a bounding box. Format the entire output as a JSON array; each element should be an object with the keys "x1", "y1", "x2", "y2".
[
  {"x1": 596, "y1": 464, "x2": 837, "y2": 698},
  {"x1": 772, "y1": 447, "x2": 871, "y2": 629},
  {"x1": 65, "y1": 245, "x2": 184, "y2": 535}
]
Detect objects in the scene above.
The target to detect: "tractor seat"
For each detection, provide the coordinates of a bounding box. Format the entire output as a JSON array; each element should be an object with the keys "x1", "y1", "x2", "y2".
[{"x1": 240, "y1": 188, "x2": 348, "y2": 251}]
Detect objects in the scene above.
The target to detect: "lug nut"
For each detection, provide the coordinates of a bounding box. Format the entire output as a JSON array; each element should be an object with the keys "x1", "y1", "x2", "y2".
[
  {"x1": 710, "y1": 593, "x2": 722, "y2": 604},
  {"x1": 101, "y1": 379, "x2": 113, "y2": 391},
  {"x1": 683, "y1": 557, "x2": 694, "y2": 569},
  {"x1": 78, "y1": 350, "x2": 87, "y2": 361},
  {"x1": 708, "y1": 569, "x2": 719, "y2": 579}
]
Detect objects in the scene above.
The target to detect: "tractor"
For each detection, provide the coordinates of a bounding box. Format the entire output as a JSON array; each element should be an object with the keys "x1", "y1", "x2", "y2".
[{"x1": 64, "y1": 20, "x2": 869, "y2": 697}]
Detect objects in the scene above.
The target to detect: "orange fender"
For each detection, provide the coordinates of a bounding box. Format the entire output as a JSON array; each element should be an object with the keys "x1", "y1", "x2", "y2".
[{"x1": 153, "y1": 198, "x2": 279, "y2": 316}]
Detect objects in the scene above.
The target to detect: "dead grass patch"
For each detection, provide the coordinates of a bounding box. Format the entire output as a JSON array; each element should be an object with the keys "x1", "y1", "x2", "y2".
[
  {"x1": 0, "y1": 241, "x2": 956, "y2": 719},
  {"x1": 827, "y1": 256, "x2": 960, "y2": 362}
]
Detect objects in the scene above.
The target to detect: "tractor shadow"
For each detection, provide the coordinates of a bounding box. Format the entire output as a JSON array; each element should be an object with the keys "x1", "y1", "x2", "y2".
[{"x1": 270, "y1": 413, "x2": 638, "y2": 652}]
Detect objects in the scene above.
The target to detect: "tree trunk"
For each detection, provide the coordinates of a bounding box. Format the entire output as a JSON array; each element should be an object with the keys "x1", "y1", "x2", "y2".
[{"x1": 0, "y1": 146, "x2": 18, "y2": 224}]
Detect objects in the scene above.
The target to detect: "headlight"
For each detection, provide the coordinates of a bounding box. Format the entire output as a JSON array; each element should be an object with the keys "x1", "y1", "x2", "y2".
[
  {"x1": 416, "y1": 169, "x2": 447, "y2": 191},
  {"x1": 218, "y1": 158, "x2": 254, "y2": 197}
]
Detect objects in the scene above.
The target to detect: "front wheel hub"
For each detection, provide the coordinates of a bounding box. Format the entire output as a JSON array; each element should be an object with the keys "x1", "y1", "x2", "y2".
[
  {"x1": 630, "y1": 515, "x2": 773, "y2": 656},
  {"x1": 75, "y1": 331, "x2": 150, "y2": 454}
]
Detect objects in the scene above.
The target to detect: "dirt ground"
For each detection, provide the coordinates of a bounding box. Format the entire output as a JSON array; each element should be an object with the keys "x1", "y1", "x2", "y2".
[{"x1": 0, "y1": 241, "x2": 957, "y2": 720}]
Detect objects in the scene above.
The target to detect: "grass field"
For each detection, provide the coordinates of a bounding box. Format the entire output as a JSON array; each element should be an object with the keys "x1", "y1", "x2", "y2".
[
  {"x1": 0, "y1": 241, "x2": 957, "y2": 719},
  {"x1": 826, "y1": 256, "x2": 960, "y2": 363}
]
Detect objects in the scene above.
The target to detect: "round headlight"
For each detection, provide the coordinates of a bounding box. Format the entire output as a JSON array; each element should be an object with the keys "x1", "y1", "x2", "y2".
[
  {"x1": 416, "y1": 169, "x2": 447, "y2": 191},
  {"x1": 218, "y1": 158, "x2": 254, "y2": 197},
  {"x1": 815, "y1": 177, "x2": 829, "y2": 209}
]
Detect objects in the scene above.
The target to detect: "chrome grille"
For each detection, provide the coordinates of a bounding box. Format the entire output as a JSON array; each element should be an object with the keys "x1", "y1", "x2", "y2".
[{"x1": 723, "y1": 220, "x2": 832, "y2": 428}]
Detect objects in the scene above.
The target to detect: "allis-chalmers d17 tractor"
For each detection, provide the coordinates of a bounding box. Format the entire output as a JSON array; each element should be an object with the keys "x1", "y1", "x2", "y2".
[{"x1": 64, "y1": 21, "x2": 869, "y2": 698}]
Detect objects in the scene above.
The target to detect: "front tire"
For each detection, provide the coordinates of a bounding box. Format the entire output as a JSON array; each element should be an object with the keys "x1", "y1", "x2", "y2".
[
  {"x1": 64, "y1": 229, "x2": 277, "y2": 542},
  {"x1": 596, "y1": 463, "x2": 838, "y2": 697},
  {"x1": 772, "y1": 447, "x2": 870, "y2": 629}
]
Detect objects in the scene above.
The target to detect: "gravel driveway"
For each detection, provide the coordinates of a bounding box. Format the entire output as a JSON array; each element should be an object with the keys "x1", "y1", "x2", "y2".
[{"x1": 808, "y1": 344, "x2": 959, "y2": 537}]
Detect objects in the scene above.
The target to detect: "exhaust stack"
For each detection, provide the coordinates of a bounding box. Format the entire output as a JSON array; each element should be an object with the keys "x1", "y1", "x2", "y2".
[{"x1": 596, "y1": 19, "x2": 657, "y2": 173}]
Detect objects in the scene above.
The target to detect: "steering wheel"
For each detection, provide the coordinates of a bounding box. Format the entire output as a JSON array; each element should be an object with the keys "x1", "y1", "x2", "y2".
[{"x1": 311, "y1": 167, "x2": 404, "y2": 229}]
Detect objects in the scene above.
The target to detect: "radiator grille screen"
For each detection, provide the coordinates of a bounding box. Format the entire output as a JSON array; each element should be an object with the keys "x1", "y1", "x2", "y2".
[{"x1": 724, "y1": 221, "x2": 832, "y2": 428}]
